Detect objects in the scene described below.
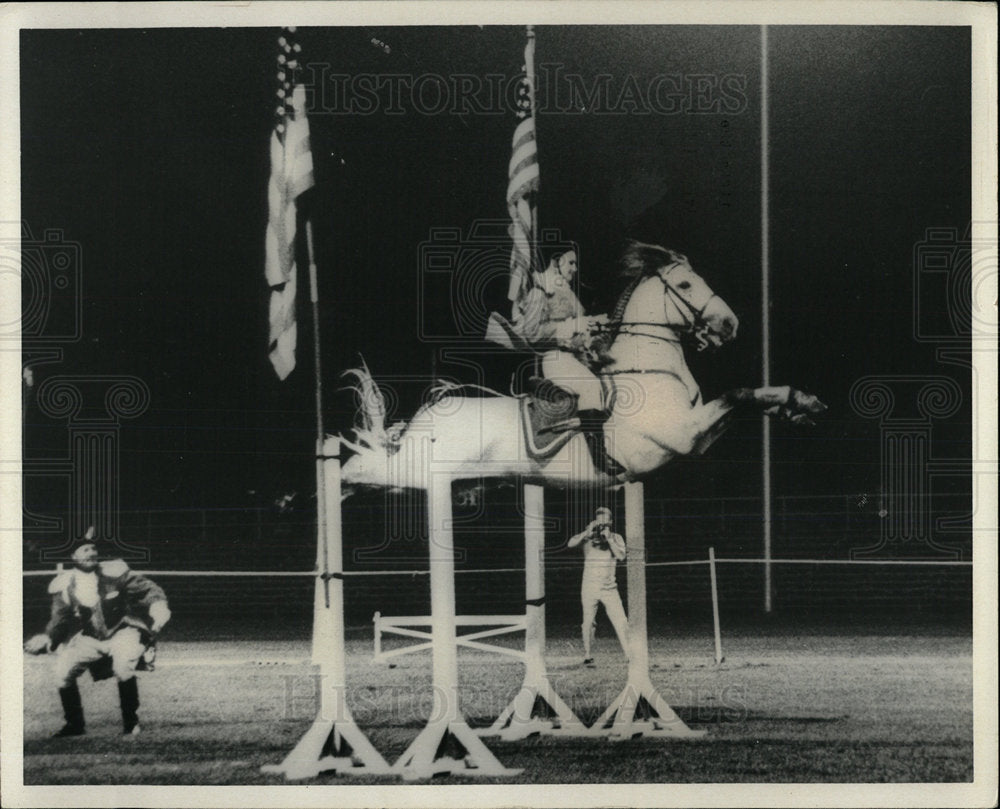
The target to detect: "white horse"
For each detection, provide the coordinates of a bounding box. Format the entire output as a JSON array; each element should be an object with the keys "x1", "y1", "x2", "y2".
[{"x1": 339, "y1": 242, "x2": 825, "y2": 490}]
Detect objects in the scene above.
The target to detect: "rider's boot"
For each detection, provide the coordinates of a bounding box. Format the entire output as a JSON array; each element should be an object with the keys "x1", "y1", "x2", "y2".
[
  {"x1": 578, "y1": 404, "x2": 620, "y2": 476},
  {"x1": 577, "y1": 408, "x2": 611, "y2": 433}
]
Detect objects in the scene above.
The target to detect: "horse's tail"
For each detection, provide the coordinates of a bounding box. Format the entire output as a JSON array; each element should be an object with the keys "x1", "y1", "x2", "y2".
[
  {"x1": 424, "y1": 379, "x2": 508, "y2": 404},
  {"x1": 340, "y1": 359, "x2": 393, "y2": 452},
  {"x1": 339, "y1": 365, "x2": 508, "y2": 459}
]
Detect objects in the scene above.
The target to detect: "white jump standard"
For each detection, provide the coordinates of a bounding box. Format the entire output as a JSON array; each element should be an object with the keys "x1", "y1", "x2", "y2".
[
  {"x1": 262, "y1": 439, "x2": 391, "y2": 779},
  {"x1": 590, "y1": 482, "x2": 705, "y2": 739},
  {"x1": 391, "y1": 475, "x2": 522, "y2": 779},
  {"x1": 480, "y1": 484, "x2": 588, "y2": 740}
]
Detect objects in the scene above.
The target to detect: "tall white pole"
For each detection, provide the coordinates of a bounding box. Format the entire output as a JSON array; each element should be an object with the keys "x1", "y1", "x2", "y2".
[
  {"x1": 524, "y1": 483, "x2": 546, "y2": 672},
  {"x1": 709, "y1": 546, "x2": 723, "y2": 665},
  {"x1": 428, "y1": 477, "x2": 460, "y2": 722},
  {"x1": 265, "y1": 235, "x2": 390, "y2": 779},
  {"x1": 591, "y1": 481, "x2": 704, "y2": 738},
  {"x1": 306, "y1": 221, "x2": 332, "y2": 663},
  {"x1": 761, "y1": 25, "x2": 773, "y2": 614},
  {"x1": 624, "y1": 482, "x2": 648, "y2": 673},
  {"x1": 525, "y1": 24, "x2": 539, "y2": 273},
  {"x1": 321, "y1": 440, "x2": 347, "y2": 696},
  {"x1": 395, "y1": 476, "x2": 520, "y2": 776}
]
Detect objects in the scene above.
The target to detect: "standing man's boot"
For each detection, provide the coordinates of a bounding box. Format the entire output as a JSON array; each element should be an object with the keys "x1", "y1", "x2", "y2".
[
  {"x1": 53, "y1": 683, "x2": 85, "y2": 736},
  {"x1": 118, "y1": 677, "x2": 141, "y2": 736}
]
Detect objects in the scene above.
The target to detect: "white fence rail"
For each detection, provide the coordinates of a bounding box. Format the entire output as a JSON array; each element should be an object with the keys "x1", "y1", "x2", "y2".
[{"x1": 372, "y1": 612, "x2": 527, "y2": 663}]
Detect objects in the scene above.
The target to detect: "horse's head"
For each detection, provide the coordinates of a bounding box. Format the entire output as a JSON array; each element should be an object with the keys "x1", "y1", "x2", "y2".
[
  {"x1": 657, "y1": 253, "x2": 739, "y2": 351},
  {"x1": 617, "y1": 242, "x2": 738, "y2": 352}
]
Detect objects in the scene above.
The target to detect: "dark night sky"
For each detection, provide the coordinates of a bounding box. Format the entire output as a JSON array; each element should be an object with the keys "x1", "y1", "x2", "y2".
[{"x1": 20, "y1": 26, "x2": 971, "y2": 534}]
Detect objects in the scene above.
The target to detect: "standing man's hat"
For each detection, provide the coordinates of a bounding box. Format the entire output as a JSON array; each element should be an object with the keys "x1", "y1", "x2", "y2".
[{"x1": 70, "y1": 526, "x2": 98, "y2": 552}]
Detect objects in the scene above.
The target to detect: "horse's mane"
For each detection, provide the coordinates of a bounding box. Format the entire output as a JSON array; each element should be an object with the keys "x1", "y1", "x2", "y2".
[
  {"x1": 593, "y1": 241, "x2": 684, "y2": 355},
  {"x1": 617, "y1": 240, "x2": 683, "y2": 282}
]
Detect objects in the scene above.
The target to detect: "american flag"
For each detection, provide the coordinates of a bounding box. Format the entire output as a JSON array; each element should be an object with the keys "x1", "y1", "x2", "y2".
[
  {"x1": 506, "y1": 29, "x2": 539, "y2": 304},
  {"x1": 265, "y1": 27, "x2": 315, "y2": 380}
]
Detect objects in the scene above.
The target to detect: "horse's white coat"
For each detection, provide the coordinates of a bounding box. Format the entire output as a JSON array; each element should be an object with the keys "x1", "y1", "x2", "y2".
[{"x1": 339, "y1": 252, "x2": 822, "y2": 489}]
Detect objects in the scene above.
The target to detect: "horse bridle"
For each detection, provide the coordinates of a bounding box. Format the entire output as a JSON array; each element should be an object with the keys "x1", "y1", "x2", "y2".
[
  {"x1": 660, "y1": 259, "x2": 720, "y2": 351},
  {"x1": 614, "y1": 259, "x2": 719, "y2": 352}
]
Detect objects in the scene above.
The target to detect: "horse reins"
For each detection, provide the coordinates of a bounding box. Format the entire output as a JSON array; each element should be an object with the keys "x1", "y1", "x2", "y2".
[
  {"x1": 599, "y1": 260, "x2": 716, "y2": 349},
  {"x1": 595, "y1": 257, "x2": 707, "y2": 402}
]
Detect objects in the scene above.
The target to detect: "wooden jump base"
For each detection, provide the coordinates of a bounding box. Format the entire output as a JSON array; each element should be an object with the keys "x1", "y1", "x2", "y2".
[{"x1": 373, "y1": 485, "x2": 587, "y2": 742}]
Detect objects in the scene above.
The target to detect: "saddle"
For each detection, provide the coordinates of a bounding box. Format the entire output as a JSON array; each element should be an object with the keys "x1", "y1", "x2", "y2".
[
  {"x1": 519, "y1": 377, "x2": 626, "y2": 478},
  {"x1": 519, "y1": 378, "x2": 579, "y2": 460}
]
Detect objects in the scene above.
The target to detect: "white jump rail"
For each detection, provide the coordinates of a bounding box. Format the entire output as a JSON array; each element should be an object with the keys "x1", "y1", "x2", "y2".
[{"x1": 372, "y1": 612, "x2": 527, "y2": 663}]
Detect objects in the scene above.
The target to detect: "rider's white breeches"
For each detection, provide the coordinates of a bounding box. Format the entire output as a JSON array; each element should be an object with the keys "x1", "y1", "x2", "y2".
[{"x1": 542, "y1": 350, "x2": 604, "y2": 412}]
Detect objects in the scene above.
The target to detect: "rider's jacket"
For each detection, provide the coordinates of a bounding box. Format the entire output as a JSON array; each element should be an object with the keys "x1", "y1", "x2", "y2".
[{"x1": 514, "y1": 267, "x2": 585, "y2": 348}]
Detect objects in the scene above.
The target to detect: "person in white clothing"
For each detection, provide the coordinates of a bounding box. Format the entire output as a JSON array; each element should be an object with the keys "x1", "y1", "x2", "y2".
[{"x1": 568, "y1": 506, "x2": 629, "y2": 666}]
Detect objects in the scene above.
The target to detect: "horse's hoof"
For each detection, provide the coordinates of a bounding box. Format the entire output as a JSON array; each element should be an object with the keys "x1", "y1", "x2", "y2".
[{"x1": 792, "y1": 390, "x2": 827, "y2": 413}]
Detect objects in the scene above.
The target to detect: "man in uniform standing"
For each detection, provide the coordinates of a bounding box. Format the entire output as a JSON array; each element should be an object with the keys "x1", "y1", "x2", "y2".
[
  {"x1": 24, "y1": 530, "x2": 171, "y2": 737},
  {"x1": 568, "y1": 506, "x2": 629, "y2": 667}
]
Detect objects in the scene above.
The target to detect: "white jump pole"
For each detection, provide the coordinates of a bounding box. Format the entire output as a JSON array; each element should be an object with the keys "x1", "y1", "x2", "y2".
[
  {"x1": 483, "y1": 483, "x2": 587, "y2": 739},
  {"x1": 592, "y1": 481, "x2": 706, "y2": 739},
  {"x1": 262, "y1": 437, "x2": 391, "y2": 778},
  {"x1": 394, "y1": 476, "x2": 521, "y2": 779},
  {"x1": 709, "y1": 546, "x2": 724, "y2": 665}
]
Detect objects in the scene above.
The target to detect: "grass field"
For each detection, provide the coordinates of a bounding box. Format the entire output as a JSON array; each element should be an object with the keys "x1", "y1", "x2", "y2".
[{"x1": 21, "y1": 624, "x2": 973, "y2": 785}]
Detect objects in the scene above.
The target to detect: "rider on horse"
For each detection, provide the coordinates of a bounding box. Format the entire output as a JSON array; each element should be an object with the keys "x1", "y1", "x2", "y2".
[{"x1": 487, "y1": 246, "x2": 612, "y2": 432}]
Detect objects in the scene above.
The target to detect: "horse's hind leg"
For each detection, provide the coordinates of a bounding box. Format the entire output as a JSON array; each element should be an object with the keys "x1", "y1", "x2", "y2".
[
  {"x1": 684, "y1": 397, "x2": 743, "y2": 455},
  {"x1": 688, "y1": 399, "x2": 739, "y2": 455}
]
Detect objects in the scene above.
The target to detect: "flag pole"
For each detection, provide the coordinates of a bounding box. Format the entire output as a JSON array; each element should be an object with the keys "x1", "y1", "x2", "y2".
[
  {"x1": 524, "y1": 24, "x2": 542, "y2": 383},
  {"x1": 264, "y1": 28, "x2": 390, "y2": 778},
  {"x1": 272, "y1": 176, "x2": 390, "y2": 784},
  {"x1": 760, "y1": 25, "x2": 773, "y2": 614},
  {"x1": 525, "y1": 24, "x2": 539, "y2": 275},
  {"x1": 305, "y1": 220, "x2": 330, "y2": 609}
]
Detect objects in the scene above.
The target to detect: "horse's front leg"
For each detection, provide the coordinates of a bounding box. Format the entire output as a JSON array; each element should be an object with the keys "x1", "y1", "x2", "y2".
[
  {"x1": 686, "y1": 386, "x2": 827, "y2": 456},
  {"x1": 729, "y1": 385, "x2": 828, "y2": 424}
]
